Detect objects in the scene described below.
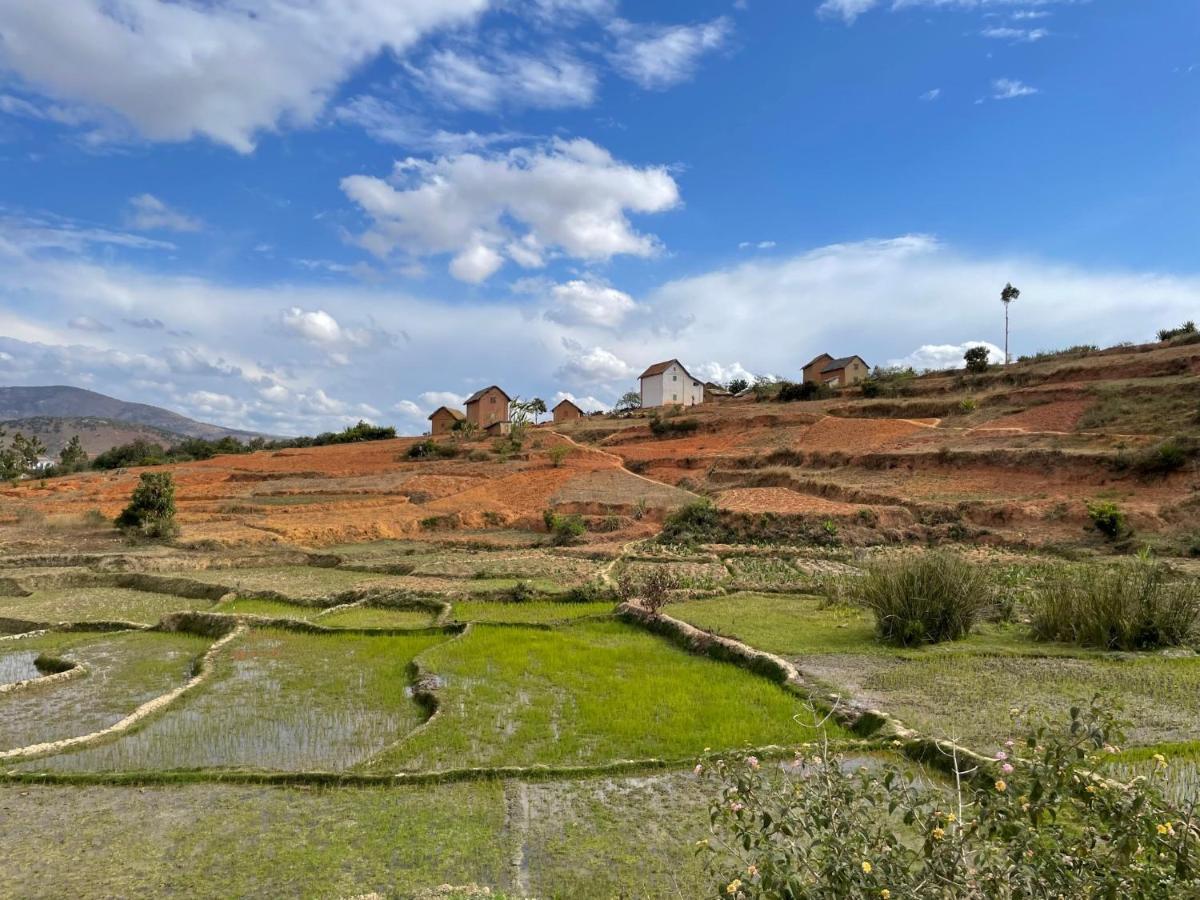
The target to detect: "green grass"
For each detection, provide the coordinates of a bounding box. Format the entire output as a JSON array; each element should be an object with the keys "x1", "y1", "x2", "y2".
[
  {"x1": 670, "y1": 593, "x2": 877, "y2": 656},
  {"x1": 317, "y1": 606, "x2": 435, "y2": 629},
  {"x1": 402, "y1": 549, "x2": 602, "y2": 584},
  {"x1": 365, "y1": 619, "x2": 850, "y2": 772},
  {"x1": 447, "y1": 599, "x2": 614, "y2": 624},
  {"x1": 0, "y1": 781, "x2": 511, "y2": 899},
  {"x1": 0, "y1": 630, "x2": 211, "y2": 752},
  {"x1": 804, "y1": 651, "x2": 1200, "y2": 752},
  {"x1": 22, "y1": 628, "x2": 448, "y2": 773},
  {"x1": 1105, "y1": 742, "x2": 1200, "y2": 807},
  {"x1": 0, "y1": 586, "x2": 213, "y2": 625}
]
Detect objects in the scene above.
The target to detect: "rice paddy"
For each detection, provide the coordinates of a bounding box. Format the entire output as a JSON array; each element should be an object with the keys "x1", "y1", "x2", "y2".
[
  {"x1": 0, "y1": 630, "x2": 212, "y2": 751},
  {"x1": 0, "y1": 585, "x2": 214, "y2": 625}
]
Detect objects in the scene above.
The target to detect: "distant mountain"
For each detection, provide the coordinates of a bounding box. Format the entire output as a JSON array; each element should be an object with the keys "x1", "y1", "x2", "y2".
[{"x1": 0, "y1": 386, "x2": 269, "y2": 456}]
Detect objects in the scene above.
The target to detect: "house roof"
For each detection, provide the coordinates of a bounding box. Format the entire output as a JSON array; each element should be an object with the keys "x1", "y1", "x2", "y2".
[
  {"x1": 427, "y1": 406, "x2": 465, "y2": 422},
  {"x1": 553, "y1": 398, "x2": 583, "y2": 413},
  {"x1": 464, "y1": 385, "x2": 512, "y2": 404},
  {"x1": 802, "y1": 353, "x2": 834, "y2": 371},
  {"x1": 703, "y1": 382, "x2": 731, "y2": 395},
  {"x1": 821, "y1": 355, "x2": 868, "y2": 373},
  {"x1": 638, "y1": 358, "x2": 696, "y2": 381}
]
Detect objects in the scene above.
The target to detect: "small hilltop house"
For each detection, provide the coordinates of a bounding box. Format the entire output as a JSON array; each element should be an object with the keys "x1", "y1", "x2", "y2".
[
  {"x1": 639, "y1": 359, "x2": 704, "y2": 408},
  {"x1": 802, "y1": 354, "x2": 870, "y2": 388},
  {"x1": 703, "y1": 382, "x2": 733, "y2": 402},
  {"x1": 465, "y1": 385, "x2": 512, "y2": 435},
  {"x1": 428, "y1": 406, "x2": 465, "y2": 436},
  {"x1": 552, "y1": 399, "x2": 583, "y2": 423}
]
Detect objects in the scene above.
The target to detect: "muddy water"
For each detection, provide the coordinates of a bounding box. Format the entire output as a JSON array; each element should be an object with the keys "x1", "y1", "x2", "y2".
[{"x1": 0, "y1": 651, "x2": 41, "y2": 686}]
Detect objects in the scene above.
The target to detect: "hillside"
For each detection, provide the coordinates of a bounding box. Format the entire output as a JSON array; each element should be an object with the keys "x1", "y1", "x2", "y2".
[
  {"x1": 1, "y1": 338, "x2": 1197, "y2": 554},
  {"x1": 0, "y1": 386, "x2": 268, "y2": 451},
  {"x1": 0, "y1": 416, "x2": 192, "y2": 457}
]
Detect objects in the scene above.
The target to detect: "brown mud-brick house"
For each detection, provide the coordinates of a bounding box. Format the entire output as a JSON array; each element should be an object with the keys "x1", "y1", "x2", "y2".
[
  {"x1": 465, "y1": 385, "x2": 512, "y2": 433},
  {"x1": 428, "y1": 406, "x2": 465, "y2": 436},
  {"x1": 802, "y1": 354, "x2": 870, "y2": 388},
  {"x1": 703, "y1": 382, "x2": 732, "y2": 402},
  {"x1": 552, "y1": 398, "x2": 584, "y2": 423}
]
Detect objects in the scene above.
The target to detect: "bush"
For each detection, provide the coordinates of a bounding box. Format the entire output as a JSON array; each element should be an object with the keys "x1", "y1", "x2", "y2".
[
  {"x1": 92, "y1": 438, "x2": 168, "y2": 470},
  {"x1": 503, "y1": 581, "x2": 536, "y2": 603},
  {"x1": 547, "y1": 445, "x2": 572, "y2": 467},
  {"x1": 778, "y1": 381, "x2": 830, "y2": 403},
  {"x1": 407, "y1": 439, "x2": 459, "y2": 460},
  {"x1": 958, "y1": 396, "x2": 978, "y2": 414},
  {"x1": 850, "y1": 552, "x2": 992, "y2": 646},
  {"x1": 964, "y1": 345, "x2": 990, "y2": 373},
  {"x1": 562, "y1": 581, "x2": 615, "y2": 604},
  {"x1": 699, "y1": 700, "x2": 1200, "y2": 899},
  {"x1": 543, "y1": 509, "x2": 586, "y2": 546},
  {"x1": 860, "y1": 367, "x2": 916, "y2": 399},
  {"x1": 616, "y1": 567, "x2": 679, "y2": 614},
  {"x1": 649, "y1": 416, "x2": 700, "y2": 437},
  {"x1": 1029, "y1": 559, "x2": 1200, "y2": 649},
  {"x1": 115, "y1": 472, "x2": 178, "y2": 539},
  {"x1": 1129, "y1": 437, "x2": 1196, "y2": 477},
  {"x1": 1158, "y1": 320, "x2": 1197, "y2": 341},
  {"x1": 1087, "y1": 500, "x2": 1129, "y2": 540},
  {"x1": 659, "y1": 498, "x2": 724, "y2": 544}
]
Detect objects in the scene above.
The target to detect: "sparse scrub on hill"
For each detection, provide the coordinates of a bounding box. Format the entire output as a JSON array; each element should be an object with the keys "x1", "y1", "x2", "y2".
[
  {"x1": 1127, "y1": 436, "x2": 1198, "y2": 477},
  {"x1": 649, "y1": 415, "x2": 699, "y2": 436},
  {"x1": 777, "y1": 380, "x2": 831, "y2": 402},
  {"x1": 850, "y1": 551, "x2": 992, "y2": 646},
  {"x1": 543, "y1": 509, "x2": 586, "y2": 546},
  {"x1": 547, "y1": 444, "x2": 571, "y2": 467},
  {"x1": 700, "y1": 701, "x2": 1200, "y2": 898},
  {"x1": 1029, "y1": 559, "x2": 1200, "y2": 650},
  {"x1": 659, "y1": 498, "x2": 724, "y2": 544},
  {"x1": 1158, "y1": 320, "x2": 1197, "y2": 342},
  {"x1": 115, "y1": 471, "x2": 179, "y2": 540},
  {"x1": 859, "y1": 366, "x2": 916, "y2": 399},
  {"x1": 616, "y1": 566, "x2": 678, "y2": 614},
  {"x1": 406, "y1": 438, "x2": 460, "y2": 460},
  {"x1": 1087, "y1": 500, "x2": 1130, "y2": 541},
  {"x1": 1017, "y1": 344, "x2": 1099, "y2": 363}
]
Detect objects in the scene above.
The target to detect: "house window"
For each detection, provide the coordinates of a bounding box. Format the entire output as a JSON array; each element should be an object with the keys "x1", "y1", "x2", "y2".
[
  {"x1": 490, "y1": 397, "x2": 496, "y2": 404},
  {"x1": 672, "y1": 374, "x2": 677, "y2": 381},
  {"x1": 672, "y1": 393, "x2": 677, "y2": 401}
]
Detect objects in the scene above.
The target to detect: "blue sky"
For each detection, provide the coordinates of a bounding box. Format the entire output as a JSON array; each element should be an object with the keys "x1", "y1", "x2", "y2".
[{"x1": 0, "y1": 0, "x2": 1197, "y2": 435}]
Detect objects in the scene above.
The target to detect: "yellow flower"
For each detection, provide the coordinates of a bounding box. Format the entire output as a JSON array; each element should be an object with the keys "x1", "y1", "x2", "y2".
[
  {"x1": 995, "y1": 780, "x2": 1007, "y2": 792},
  {"x1": 932, "y1": 827, "x2": 946, "y2": 840},
  {"x1": 1153, "y1": 753, "x2": 1168, "y2": 768},
  {"x1": 861, "y1": 861, "x2": 873, "y2": 875},
  {"x1": 1086, "y1": 785, "x2": 1097, "y2": 794},
  {"x1": 726, "y1": 879, "x2": 742, "y2": 895},
  {"x1": 881, "y1": 891, "x2": 891, "y2": 899},
  {"x1": 946, "y1": 813, "x2": 956, "y2": 823},
  {"x1": 1157, "y1": 823, "x2": 1175, "y2": 837}
]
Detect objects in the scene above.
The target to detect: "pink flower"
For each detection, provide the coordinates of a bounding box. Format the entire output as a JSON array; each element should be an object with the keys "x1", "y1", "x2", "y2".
[
  {"x1": 1005, "y1": 740, "x2": 1015, "y2": 748},
  {"x1": 996, "y1": 751, "x2": 1007, "y2": 761},
  {"x1": 694, "y1": 764, "x2": 704, "y2": 776},
  {"x1": 746, "y1": 756, "x2": 760, "y2": 770},
  {"x1": 1001, "y1": 763, "x2": 1014, "y2": 774},
  {"x1": 730, "y1": 802, "x2": 745, "y2": 813}
]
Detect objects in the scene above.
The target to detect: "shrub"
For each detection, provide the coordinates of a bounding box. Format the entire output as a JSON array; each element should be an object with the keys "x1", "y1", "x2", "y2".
[
  {"x1": 1158, "y1": 320, "x2": 1197, "y2": 341},
  {"x1": 1029, "y1": 559, "x2": 1200, "y2": 649},
  {"x1": 1087, "y1": 500, "x2": 1129, "y2": 540},
  {"x1": 964, "y1": 345, "x2": 990, "y2": 373},
  {"x1": 467, "y1": 449, "x2": 492, "y2": 462},
  {"x1": 547, "y1": 445, "x2": 572, "y2": 467},
  {"x1": 1129, "y1": 437, "x2": 1196, "y2": 477},
  {"x1": 503, "y1": 581, "x2": 536, "y2": 603},
  {"x1": 659, "y1": 498, "x2": 724, "y2": 544},
  {"x1": 958, "y1": 396, "x2": 978, "y2": 414},
  {"x1": 543, "y1": 509, "x2": 586, "y2": 546},
  {"x1": 850, "y1": 552, "x2": 992, "y2": 646},
  {"x1": 860, "y1": 367, "x2": 916, "y2": 399},
  {"x1": 699, "y1": 700, "x2": 1200, "y2": 899},
  {"x1": 649, "y1": 416, "x2": 700, "y2": 437},
  {"x1": 562, "y1": 581, "x2": 615, "y2": 604},
  {"x1": 778, "y1": 380, "x2": 830, "y2": 403},
  {"x1": 406, "y1": 439, "x2": 459, "y2": 460},
  {"x1": 115, "y1": 472, "x2": 178, "y2": 539},
  {"x1": 616, "y1": 567, "x2": 678, "y2": 614}
]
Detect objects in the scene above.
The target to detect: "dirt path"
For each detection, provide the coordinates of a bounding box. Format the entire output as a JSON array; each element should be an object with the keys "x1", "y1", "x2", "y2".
[{"x1": 548, "y1": 429, "x2": 702, "y2": 500}]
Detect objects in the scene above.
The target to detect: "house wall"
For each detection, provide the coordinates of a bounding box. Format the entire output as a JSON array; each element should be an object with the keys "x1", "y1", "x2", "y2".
[
  {"x1": 429, "y1": 410, "x2": 459, "y2": 436},
  {"x1": 803, "y1": 355, "x2": 833, "y2": 384},
  {"x1": 465, "y1": 387, "x2": 509, "y2": 428},
  {"x1": 823, "y1": 359, "x2": 870, "y2": 387},
  {"x1": 641, "y1": 363, "x2": 703, "y2": 408},
  {"x1": 553, "y1": 404, "x2": 582, "y2": 423}
]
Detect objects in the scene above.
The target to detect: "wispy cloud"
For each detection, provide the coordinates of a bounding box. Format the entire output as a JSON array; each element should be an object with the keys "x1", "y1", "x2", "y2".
[
  {"x1": 607, "y1": 16, "x2": 732, "y2": 89},
  {"x1": 124, "y1": 194, "x2": 203, "y2": 233},
  {"x1": 982, "y1": 26, "x2": 1050, "y2": 42},
  {"x1": 919, "y1": 88, "x2": 942, "y2": 101},
  {"x1": 992, "y1": 77, "x2": 1039, "y2": 99}
]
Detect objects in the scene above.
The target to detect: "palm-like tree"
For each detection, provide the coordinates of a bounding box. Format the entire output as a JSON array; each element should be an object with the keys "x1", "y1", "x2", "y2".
[{"x1": 1001, "y1": 282, "x2": 1021, "y2": 364}]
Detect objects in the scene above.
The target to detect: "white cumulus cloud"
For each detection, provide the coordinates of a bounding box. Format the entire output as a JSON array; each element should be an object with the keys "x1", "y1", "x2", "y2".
[
  {"x1": 992, "y1": 78, "x2": 1039, "y2": 99},
  {"x1": 341, "y1": 138, "x2": 680, "y2": 282},
  {"x1": 887, "y1": 341, "x2": 1004, "y2": 372},
  {"x1": 545, "y1": 279, "x2": 637, "y2": 328}
]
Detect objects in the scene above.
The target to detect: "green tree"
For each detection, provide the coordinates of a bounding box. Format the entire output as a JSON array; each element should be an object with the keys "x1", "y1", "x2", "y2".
[
  {"x1": 116, "y1": 472, "x2": 179, "y2": 539},
  {"x1": 10, "y1": 432, "x2": 46, "y2": 472},
  {"x1": 615, "y1": 391, "x2": 642, "y2": 412},
  {"x1": 726, "y1": 377, "x2": 749, "y2": 395},
  {"x1": 963, "y1": 345, "x2": 991, "y2": 373},
  {"x1": 58, "y1": 435, "x2": 89, "y2": 473},
  {"x1": 1001, "y1": 281, "x2": 1021, "y2": 364},
  {"x1": 527, "y1": 397, "x2": 547, "y2": 424}
]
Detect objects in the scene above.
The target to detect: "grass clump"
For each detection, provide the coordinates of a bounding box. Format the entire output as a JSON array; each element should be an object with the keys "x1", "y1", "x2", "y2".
[
  {"x1": 1128, "y1": 436, "x2": 1197, "y2": 477},
  {"x1": 648, "y1": 416, "x2": 699, "y2": 437},
  {"x1": 850, "y1": 552, "x2": 992, "y2": 646},
  {"x1": 406, "y1": 439, "x2": 460, "y2": 460},
  {"x1": 1028, "y1": 560, "x2": 1200, "y2": 650},
  {"x1": 543, "y1": 509, "x2": 586, "y2": 546}
]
